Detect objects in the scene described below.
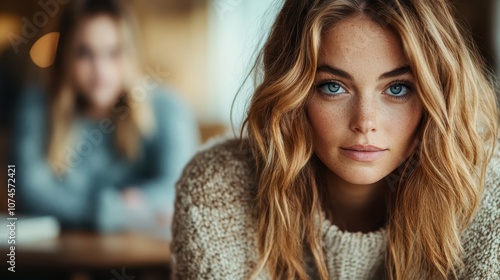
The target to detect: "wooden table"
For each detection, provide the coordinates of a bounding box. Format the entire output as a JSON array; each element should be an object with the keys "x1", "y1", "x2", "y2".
[{"x1": 2, "y1": 231, "x2": 172, "y2": 280}]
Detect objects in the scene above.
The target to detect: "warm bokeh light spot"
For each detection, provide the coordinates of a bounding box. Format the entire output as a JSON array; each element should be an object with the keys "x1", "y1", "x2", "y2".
[
  {"x1": 0, "y1": 14, "x2": 20, "y2": 52},
  {"x1": 30, "y1": 32, "x2": 59, "y2": 68}
]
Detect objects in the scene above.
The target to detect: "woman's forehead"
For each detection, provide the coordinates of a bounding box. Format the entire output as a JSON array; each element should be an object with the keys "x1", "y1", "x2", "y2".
[
  {"x1": 73, "y1": 15, "x2": 121, "y2": 50},
  {"x1": 318, "y1": 15, "x2": 409, "y2": 80}
]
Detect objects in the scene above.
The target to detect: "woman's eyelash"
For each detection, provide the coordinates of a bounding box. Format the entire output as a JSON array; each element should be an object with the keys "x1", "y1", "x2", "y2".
[
  {"x1": 388, "y1": 80, "x2": 413, "y2": 90},
  {"x1": 314, "y1": 79, "x2": 415, "y2": 100},
  {"x1": 316, "y1": 80, "x2": 344, "y2": 89},
  {"x1": 315, "y1": 80, "x2": 347, "y2": 97},
  {"x1": 385, "y1": 80, "x2": 414, "y2": 100}
]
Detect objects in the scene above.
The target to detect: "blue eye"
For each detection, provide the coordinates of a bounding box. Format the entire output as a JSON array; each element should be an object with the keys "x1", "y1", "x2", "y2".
[
  {"x1": 384, "y1": 83, "x2": 411, "y2": 98},
  {"x1": 318, "y1": 82, "x2": 347, "y2": 95}
]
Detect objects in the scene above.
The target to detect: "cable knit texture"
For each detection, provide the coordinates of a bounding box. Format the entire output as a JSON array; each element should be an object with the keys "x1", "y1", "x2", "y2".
[{"x1": 172, "y1": 137, "x2": 500, "y2": 280}]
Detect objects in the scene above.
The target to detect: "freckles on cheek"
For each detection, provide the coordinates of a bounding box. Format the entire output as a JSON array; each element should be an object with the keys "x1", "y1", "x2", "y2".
[
  {"x1": 308, "y1": 102, "x2": 345, "y2": 143},
  {"x1": 309, "y1": 104, "x2": 328, "y2": 134},
  {"x1": 384, "y1": 103, "x2": 422, "y2": 150}
]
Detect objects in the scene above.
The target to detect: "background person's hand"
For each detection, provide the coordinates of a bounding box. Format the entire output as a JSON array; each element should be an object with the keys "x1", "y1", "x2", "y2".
[{"x1": 122, "y1": 188, "x2": 144, "y2": 208}]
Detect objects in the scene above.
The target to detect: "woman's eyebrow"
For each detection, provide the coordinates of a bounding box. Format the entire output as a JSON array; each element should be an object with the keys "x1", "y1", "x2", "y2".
[
  {"x1": 316, "y1": 64, "x2": 412, "y2": 81},
  {"x1": 316, "y1": 65, "x2": 353, "y2": 80},
  {"x1": 378, "y1": 65, "x2": 412, "y2": 81}
]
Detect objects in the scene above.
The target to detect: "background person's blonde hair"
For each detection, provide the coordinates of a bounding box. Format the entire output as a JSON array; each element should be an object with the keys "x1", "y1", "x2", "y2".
[
  {"x1": 241, "y1": 0, "x2": 499, "y2": 279},
  {"x1": 48, "y1": 0, "x2": 154, "y2": 173}
]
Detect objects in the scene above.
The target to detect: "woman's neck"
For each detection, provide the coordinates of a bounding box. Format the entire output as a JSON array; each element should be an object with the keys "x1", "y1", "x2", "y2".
[
  {"x1": 82, "y1": 103, "x2": 113, "y2": 120},
  {"x1": 76, "y1": 93, "x2": 116, "y2": 120},
  {"x1": 80, "y1": 100, "x2": 113, "y2": 120},
  {"x1": 324, "y1": 171, "x2": 389, "y2": 233}
]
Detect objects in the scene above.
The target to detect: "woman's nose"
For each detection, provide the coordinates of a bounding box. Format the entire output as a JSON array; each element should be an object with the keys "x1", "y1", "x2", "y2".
[{"x1": 349, "y1": 96, "x2": 378, "y2": 134}]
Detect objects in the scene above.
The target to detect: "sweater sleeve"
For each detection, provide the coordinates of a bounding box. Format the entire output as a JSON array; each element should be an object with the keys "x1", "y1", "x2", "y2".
[
  {"x1": 171, "y1": 139, "x2": 262, "y2": 279},
  {"x1": 459, "y1": 144, "x2": 500, "y2": 280},
  {"x1": 12, "y1": 88, "x2": 96, "y2": 229},
  {"x1": 134, "y1": 91, "x2": 199, "y2": 220}
]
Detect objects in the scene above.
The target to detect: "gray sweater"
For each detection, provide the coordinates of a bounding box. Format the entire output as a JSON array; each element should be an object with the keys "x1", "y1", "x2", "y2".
[{"x1": 172, "y1": 137, "x2": 500, "y2": 279}]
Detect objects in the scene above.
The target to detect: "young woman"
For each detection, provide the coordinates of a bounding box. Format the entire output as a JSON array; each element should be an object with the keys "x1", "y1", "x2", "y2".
[
  {"x1": 13, "y1": 0, "x2": 199, "y2": 233},
  {"x1": 172, "y1": 0, "x2": 499, "y2": 279}
]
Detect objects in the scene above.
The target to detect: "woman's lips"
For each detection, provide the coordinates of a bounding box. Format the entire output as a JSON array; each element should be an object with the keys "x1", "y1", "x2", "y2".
[{"x1": 340, "y1": 145, "x2": 387, "y2": 162}]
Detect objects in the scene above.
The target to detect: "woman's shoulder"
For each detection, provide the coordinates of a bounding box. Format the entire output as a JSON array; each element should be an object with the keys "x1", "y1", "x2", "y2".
[
  {"x1": 473, "y1": 137, "x2": 500, "y2": 229},
  {"x1": 484, "y1": 138, "x2": 500, "y2": 205},
  {"x1": 175, "y1": 136, "x2": 257, "y2": 208},
  {"x1": 147, "y1": 86, "x2": 191, "y2": 115},
  {"x1": 459, "y1": 139, "x2": 500, "y2": 278},
  {"x1": 13, "y1": 84, "x2": 49, "y2": 132},
  {"x1": 16, "y1": 84, "x2": 48, "y2": 110},
  {"x1": 172, "y1": 136, "x2": 261, "y2": 278}
]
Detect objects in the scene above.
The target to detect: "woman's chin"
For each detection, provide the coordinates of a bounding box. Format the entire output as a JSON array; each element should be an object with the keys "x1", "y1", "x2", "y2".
[{"x1": 334, "y1": 168, "x2": 389, "y2": 186}]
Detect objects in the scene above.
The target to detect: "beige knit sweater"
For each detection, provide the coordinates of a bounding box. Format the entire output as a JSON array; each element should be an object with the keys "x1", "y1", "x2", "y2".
[{"x1": 172, "y1": 138, "x2": 500, "y2": 280}]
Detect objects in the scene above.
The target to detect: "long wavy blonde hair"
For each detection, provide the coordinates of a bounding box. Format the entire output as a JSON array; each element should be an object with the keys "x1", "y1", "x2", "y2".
[
  {"x1": 48, "y1": 0, "x2": 153, "y2": 172},
  {"x1": 241, "y1": 0, "x2": 499, "y2": 279}
]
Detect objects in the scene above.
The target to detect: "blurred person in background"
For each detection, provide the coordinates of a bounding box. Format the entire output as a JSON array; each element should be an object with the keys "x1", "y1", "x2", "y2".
[{"x1": 12, "y1": 0, "x2": 199, "y2": 235}]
